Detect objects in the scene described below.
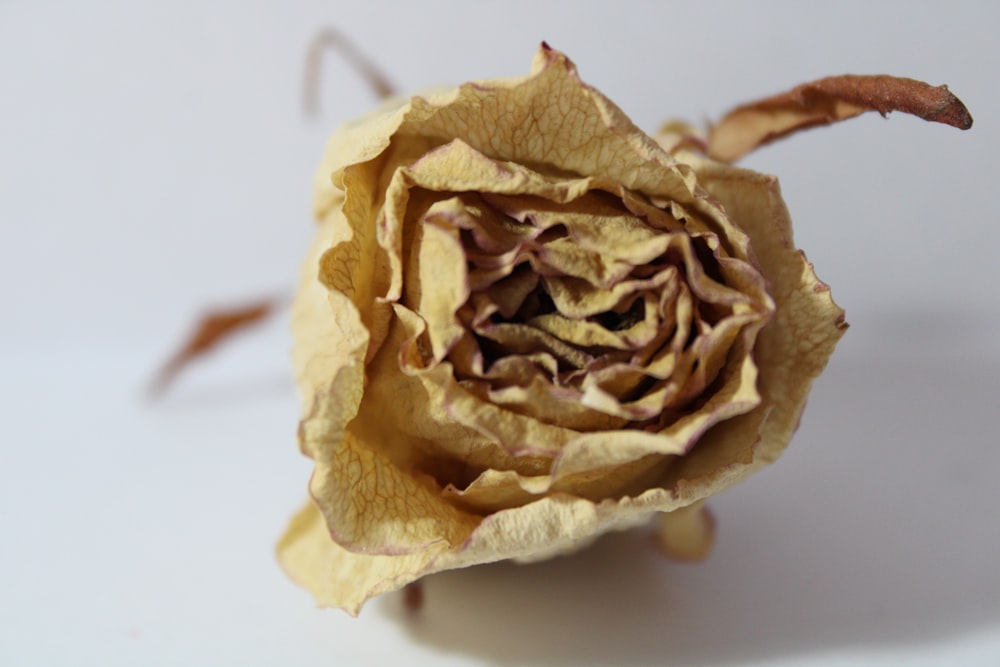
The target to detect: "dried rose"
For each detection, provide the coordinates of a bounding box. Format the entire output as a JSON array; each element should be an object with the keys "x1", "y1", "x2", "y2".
[{"x1": 277, "y1": 45, "x2": 970, "y2": 614}]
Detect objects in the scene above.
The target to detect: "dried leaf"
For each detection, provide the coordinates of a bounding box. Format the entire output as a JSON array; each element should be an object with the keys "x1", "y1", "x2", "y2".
[
  {"x1": 150, "y1": 300, "x2": 277, "y2": 396},
  {"x1": 708, "y1": 74, "x2": 973, "y2": 163}
]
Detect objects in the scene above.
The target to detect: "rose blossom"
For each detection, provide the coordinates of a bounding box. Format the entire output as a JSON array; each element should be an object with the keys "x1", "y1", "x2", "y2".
[{"x1": 277, "y1": 45, "x2": 970, "y2": 614}]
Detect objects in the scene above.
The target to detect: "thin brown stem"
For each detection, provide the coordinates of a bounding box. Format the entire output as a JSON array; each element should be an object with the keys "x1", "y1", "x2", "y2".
[{"x1": 302, "y1": 27, "x2": 396, "y2": 117}]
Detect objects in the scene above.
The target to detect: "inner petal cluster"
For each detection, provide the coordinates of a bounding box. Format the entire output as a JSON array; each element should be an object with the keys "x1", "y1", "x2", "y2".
[{"x1": 397, "y1": 148, "x2": 773, "y2": 435}]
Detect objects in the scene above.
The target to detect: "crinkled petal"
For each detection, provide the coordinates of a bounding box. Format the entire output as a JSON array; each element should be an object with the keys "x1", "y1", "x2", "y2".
[
  {"x1": 686, "y1": 156, "x2": 847, "y2": 465},
  {"x1": 278, "y1": 501, "x2": 451, "y2": 617},
  {"x1": 302, "y1": 409, "x2": 479, "y2": 555},
  {"x1": 292, "y1": 216, "x2": 367, "y2": 430}
]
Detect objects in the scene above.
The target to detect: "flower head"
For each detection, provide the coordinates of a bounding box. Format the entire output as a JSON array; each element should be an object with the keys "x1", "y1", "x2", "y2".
[{"x1": 279, "y1": 45, "x2": 968, "y2": 614}]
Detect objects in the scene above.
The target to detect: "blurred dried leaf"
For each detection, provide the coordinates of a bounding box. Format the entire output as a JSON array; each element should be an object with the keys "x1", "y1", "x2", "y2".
[{"x1": 150, "y1": 300, "x2": 278, "y2": 396}]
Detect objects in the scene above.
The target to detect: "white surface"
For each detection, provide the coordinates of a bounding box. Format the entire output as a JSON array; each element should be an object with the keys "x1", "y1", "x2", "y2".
[{"x1": 2, "y1": 1, "x2": 999, "y2": 665}]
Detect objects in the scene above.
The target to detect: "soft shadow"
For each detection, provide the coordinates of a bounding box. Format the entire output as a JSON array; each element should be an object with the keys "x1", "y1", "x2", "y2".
[{"x1": 380, "y1": 356, "x2": 1000, "y2": 665}]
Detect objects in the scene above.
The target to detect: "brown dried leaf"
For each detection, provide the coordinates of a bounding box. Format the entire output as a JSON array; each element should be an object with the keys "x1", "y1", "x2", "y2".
[
  {"x1": 150, "y1": 299, "x2": 278, "y2": 396},
  {"x1": 707, "y1": 75, "x2": 973, "y2": 163}
]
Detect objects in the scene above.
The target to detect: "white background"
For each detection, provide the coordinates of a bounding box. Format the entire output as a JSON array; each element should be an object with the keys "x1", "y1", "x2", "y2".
[{"x1": 2, "y1": 1, "x2": 999, "y2": 665}]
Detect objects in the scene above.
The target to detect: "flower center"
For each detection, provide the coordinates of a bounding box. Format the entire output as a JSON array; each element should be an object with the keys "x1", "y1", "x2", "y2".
[{"x1": 405, "y1": 184, "x2": 771, "y2": 430}]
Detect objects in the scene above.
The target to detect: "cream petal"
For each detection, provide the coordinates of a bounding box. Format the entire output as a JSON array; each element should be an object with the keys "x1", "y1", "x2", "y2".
[
  {"x1": 277, "y1": 501, "x2": 452, "y2": 617},
  {"x1": 687, "y1": 157, "x2": 847, "y2": 464},
  {"x1": 412, "y1": 221, "x2": 469, "y2": 361}
]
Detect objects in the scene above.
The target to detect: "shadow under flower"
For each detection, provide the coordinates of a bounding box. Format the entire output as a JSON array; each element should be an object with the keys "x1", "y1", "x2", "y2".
[{"x1": 378, "y1": 354, "x2": 1000, "y2": 665}]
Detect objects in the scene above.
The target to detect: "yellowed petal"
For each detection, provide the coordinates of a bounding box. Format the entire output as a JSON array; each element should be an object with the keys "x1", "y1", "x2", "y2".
[
  {"x1": 291, "y1": 215, "x2": 367, "y2": 428},
  {"x1": 468, "y1": 372, "x2": 626, "y2": 432},
  {"x1": 686, "y1": 156, "x2": 848, "y2": 465},
  {"x1": 412, "y1": 221, "x2": 469, "y2": 360},
  {"x1": 399, "y1": 47, "x2": 697, "y2": 198},
  {"x1": 525, "y1": 313, "x2": 632, "y2": 350},
  {"x1": 303, "y1": 422, "x2": 479, "y2": 553},
  {"x1": 441, "y1": 468, "x2": 552, "y2": 513},
  {"x1": 278, "y1": 501, "x2": 450, "y2": 617},
  {"x1": 439, "y1": 483, "x2": 731, "y2": 570}
]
